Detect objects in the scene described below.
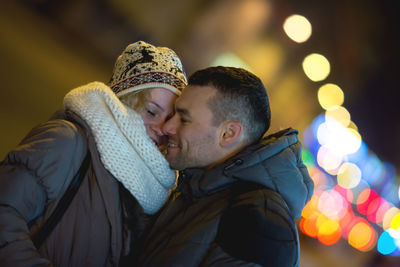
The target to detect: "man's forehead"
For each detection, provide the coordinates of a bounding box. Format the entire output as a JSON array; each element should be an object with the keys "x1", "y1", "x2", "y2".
[
  {"x1": 179, "y1": 85, "x2": 216, "y2": 104},
  {"x1": 175, "y1": 85, "x2": 216, "y2": 117}
]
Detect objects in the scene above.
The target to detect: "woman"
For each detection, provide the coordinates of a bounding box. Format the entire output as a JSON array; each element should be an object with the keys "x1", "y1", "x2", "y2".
[{"x1": 0, "y1": 41, "x2": 187, "y2": 266}]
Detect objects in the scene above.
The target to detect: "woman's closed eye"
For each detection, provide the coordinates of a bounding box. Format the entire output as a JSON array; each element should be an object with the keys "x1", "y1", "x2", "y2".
[{"x1": 147, "y1": 108, "x2": 157, "y2": 117}]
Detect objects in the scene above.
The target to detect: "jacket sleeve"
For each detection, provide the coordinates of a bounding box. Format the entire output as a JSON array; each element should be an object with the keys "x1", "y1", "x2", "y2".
[
  {"x1": 212, "y1": 187, "x2": 300, "y2": 267},
  {"x1": 0, "y1": 119, "x2": 87, "y2": 267}
]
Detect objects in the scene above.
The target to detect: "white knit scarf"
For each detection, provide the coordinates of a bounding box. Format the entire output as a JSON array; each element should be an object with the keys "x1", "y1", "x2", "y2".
[{"x1": 63, "y1": 81, "x2": 176, "y2": 214}]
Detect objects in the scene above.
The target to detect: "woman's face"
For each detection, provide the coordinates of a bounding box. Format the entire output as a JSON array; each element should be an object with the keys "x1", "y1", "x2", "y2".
[{"x1": 139, "y1": 88, "x2": 177, "y2": 146}]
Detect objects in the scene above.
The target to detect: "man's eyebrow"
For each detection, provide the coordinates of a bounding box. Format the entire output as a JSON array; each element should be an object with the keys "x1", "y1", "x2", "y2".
[{"x1": 176, "y1": 107, "x2": 191, "y2": 118}]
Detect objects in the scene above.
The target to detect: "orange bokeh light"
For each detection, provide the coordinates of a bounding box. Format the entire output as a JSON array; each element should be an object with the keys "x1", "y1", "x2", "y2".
[
  {"x1": 317, "y1": 218, "x2": 342, "y2": 245},
  {"x1": 302, "y1": 194, "x2": 320, "y2": 219},
  {"x1": 300, "y1": 215, "x2": 319, "y2": 238},
  {"x1": 339, "y1": 207, "x2": 356, "y2": 239},
  {"x1": 348, "y1": 219, "x2": 376, "y2": 251}
]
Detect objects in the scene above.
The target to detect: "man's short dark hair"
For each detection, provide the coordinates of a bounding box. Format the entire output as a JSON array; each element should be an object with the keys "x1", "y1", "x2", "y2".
[{"x1": 188, "y1": 66, "x2": 271, "y2": 143}]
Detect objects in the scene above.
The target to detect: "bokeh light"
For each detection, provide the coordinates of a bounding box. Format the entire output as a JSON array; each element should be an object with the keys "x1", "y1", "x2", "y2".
[
  {"x1": 317, "y1": 145, "x2": 343, "y2": 172},
  {"x1": 383, "y1": 207, "x2": 400, "y2": 230},
  {"x1": 318, "y1": 189, "x2": 348, "y2": 220},
  {"x1": 302, "y1": 53, "x2": 330, "y2": 82},
  {"x1": 211, "y1": 52, "x2": 253, "y2": 70},
  {"x1": 367, "y1": 196, "x2": 385, "y2": 223},
  {"x1": 375, "y1": 199, "x2": 390, "y2": 225},
  {"x1": 300, "y1": 214, "x2": 319, "y2": 238},
  {"x1": 347, "y1": 141, "x2": 369, "y2": 166},
  {"x1": 339, "y1": 208, "x2": 356, "y2": 239},
  {"x1": 317, "y1": 218, "x2": 342, "y2": 245},
  {"x1": 302, "y1": 148, "x2": 315, "y2": 168},
  {"x1": 357, "y1": 189, "x2": 379, "y2": 216},
  {"x1": 378, "y1": 230, "x2": 398, "y2": 255},
  {"x1": 288, "y1": 3, "x2": 399, "y2": 256},
  {"x1": 318, "y1": 83, "x2": 344, "y2": 110},
  {"x1": 308, "y1": 167, "x2": 330, "y2": 189},
  {"x1": 348, "y1": 120, "x2": 359, "y2": 131},
  {"x1": 388, "y1": 228, "x2": 400, "y2": 248},
  {"x1": 334, "y1": 184, "x2": 354, "y2": 204},
  {"x1": 325, "y1": 105, "x2": 351, "y2": 128},
  {"x1": 337, "y1": 163, "x2": 362, "y2": 189},
  {"x1": 360, "y1": 154, "x2": 384, "y2": 186},
  {"x1": 316, "y1": 120, "x2": 362, "y2": 157},
  {"x1": 348, "y1": 220, "x2": 376, "y2": 251},
  {"x1": 399, "y1": 185, "x2": 400, "y2": 203},
  {"x1": 316, "y1": 122, "x2": 331, "y2": 146},
  {"x1": 390, "y1": 213, "x2": 400, "y2": 230},
  {"x1": 283, "y1": 14, "x2": 312, "y2": 43}
]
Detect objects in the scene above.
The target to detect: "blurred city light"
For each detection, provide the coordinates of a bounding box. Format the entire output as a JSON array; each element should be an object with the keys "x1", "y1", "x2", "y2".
[
  {"x1": 300, "y1": 111, "x2": 398, "y2": 255},
  {"x1": 378, "y1": 230, "x2": 398, "y2": 255},
  {"x1": 316, "y1": 119, "x2": 362, "y2": 157},
  {"x1": 317, "y1": 218, "x2": 342, "y2": 245},
  {"x1": 348, "y1": 219, "x2": 376, "y2": 252},
  {"x1": 383, "y1": 208, "x2": 400, "y2": 230},
  {"x1": 390, "y1": 213, "x2": 400, "y2": 230},
  {"x1": 337, "y1": 163, "x2": 362, "y2": 189},
  {"x1": 283, "y1": 14, "x2": 312, "y2": 43},
  {"x1": 216, "y1": 5, "x2": 400, "y2": 258},
  {"x1": 302, "y1": 53, "x2": 330, "y2": 81},
  {"x1": 277, "y1": 0, "x2": 400, "y2": 258},
  {"x1": 318, "y1": 83, "x2": 344, "y2": 110},
  {"x1": 325, "y1": 105, "x2": 351, "y2": 128},
  {"x1": 211, "y1": 52, "x2": 253, "y2": 71}
]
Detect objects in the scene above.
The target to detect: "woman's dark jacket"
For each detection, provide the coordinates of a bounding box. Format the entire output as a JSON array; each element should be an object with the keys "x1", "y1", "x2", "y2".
[{"x1": 0, "y1": 111, "x2": 146, "y2": 267}]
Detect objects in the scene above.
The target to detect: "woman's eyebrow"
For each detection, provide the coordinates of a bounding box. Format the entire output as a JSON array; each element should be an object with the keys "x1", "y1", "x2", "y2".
[{"x1": 148, "y1": 101, "x2": 164, "y2": 112}]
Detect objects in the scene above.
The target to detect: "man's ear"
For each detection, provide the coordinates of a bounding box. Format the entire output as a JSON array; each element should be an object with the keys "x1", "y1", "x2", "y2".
[{"x1": 219, "y1": 121, "x2": 243, "y2": 147}]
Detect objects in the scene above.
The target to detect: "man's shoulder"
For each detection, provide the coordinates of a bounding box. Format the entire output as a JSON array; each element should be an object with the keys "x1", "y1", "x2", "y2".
[{"x1": 216, "y1": 181, "x2": 299, "y2": 266}]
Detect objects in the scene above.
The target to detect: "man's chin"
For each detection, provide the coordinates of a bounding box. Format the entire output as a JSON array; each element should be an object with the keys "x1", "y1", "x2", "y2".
[{"x1": 165, "y1": 156, "x2": 184, "y2": 171}]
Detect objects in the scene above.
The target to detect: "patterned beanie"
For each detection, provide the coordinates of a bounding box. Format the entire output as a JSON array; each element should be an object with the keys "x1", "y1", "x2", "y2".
[{"x1": 109, "y1": 41, "x2": 187, "y2": 97}]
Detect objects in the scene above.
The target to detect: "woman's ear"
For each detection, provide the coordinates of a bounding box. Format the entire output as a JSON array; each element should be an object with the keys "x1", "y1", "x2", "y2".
[{"x1": 219, "y1": 121, "x2": 243, "y2": 147}]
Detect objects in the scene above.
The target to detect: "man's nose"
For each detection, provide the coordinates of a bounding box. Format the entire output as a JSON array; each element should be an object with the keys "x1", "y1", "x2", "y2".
[{"x1": 162, "y1": 115, "x2": 178, "y2": 136}]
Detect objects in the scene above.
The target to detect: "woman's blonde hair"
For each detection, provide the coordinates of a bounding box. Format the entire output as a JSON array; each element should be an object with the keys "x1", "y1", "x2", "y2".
[{"x1": 119, "y1": 89, "x2": 153, "y2": 112}]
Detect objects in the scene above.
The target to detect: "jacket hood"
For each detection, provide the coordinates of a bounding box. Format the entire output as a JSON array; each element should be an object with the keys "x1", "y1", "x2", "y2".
[
  {"x1": 182, "y1": 128, "x2": 314, "y2": 220},
  {"x1": 224, "y1": 128, "x2": 314, "y2": 219}
]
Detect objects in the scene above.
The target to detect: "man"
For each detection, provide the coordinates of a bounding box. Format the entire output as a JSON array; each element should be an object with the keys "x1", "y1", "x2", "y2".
[{"x1": 135, "y1": 66, "x2": 314, "y2": 266}]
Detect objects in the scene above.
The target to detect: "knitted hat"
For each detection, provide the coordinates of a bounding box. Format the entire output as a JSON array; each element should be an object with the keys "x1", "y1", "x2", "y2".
[{"x1": 109, "y1": 41, "x2": 187, "y2": 97}]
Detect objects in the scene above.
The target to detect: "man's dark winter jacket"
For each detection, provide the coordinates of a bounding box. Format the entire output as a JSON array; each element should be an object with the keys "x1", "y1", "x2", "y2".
[{"x1": 135, "y1": 128, "x2": 314, "y2": 267}]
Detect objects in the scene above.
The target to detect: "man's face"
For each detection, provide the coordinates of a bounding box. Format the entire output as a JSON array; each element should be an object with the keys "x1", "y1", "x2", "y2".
[{"x1": 163, "y1": 85, "x2": 221, "y2": 170}]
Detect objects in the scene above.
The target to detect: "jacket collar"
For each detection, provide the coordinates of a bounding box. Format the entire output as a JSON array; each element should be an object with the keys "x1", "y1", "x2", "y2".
[
  {"x1": 176, "y1": 128, "x2": 314, "y2": 219},
  {"x1": 178, "y1": 128, "x2": 298, "y2": 198},
  {"x1": 179, "y1": 166, "x2": 238, "y2": 198}
]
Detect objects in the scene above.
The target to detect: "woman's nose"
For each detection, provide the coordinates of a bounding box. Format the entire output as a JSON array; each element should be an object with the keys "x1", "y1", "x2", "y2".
[{"x1": 150, "y1": 123, "x2": 164, "y2": 136}]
